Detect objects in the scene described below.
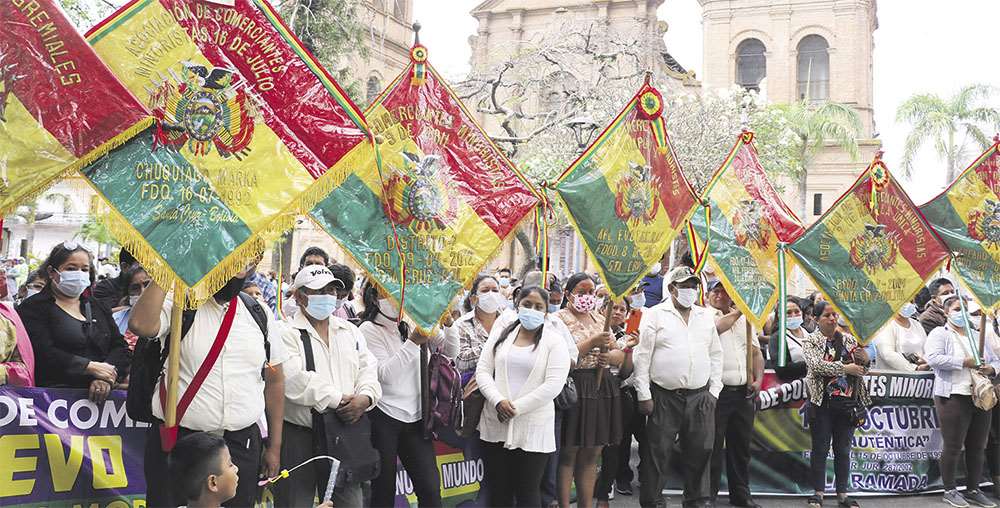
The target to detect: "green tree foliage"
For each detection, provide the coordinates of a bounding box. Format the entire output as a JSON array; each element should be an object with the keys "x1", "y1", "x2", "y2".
[{"x1": 896, "y1": 84, "x2": 1000, "y2": 185}]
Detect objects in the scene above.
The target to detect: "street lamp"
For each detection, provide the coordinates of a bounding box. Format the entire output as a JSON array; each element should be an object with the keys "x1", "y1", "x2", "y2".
[{"x1": 567, "y1": 115, "x2": 599, "y2": 153}]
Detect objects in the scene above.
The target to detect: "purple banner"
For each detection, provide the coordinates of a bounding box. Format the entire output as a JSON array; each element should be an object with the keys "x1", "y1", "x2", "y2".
[{"x1": 0, "y1": 387, "x2": 149, "y2": 507}]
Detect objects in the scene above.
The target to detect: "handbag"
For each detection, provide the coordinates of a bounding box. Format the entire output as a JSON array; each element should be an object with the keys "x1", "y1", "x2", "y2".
[
  {"x1": 299, "y1": 330, "x2": 381, "y2": 483},
  {"x1": 554, "y1": 375, "x2": 577, "y2": 410},
  {"x1": 971, "y1": 370, "x2": 997, "y2": 411}
]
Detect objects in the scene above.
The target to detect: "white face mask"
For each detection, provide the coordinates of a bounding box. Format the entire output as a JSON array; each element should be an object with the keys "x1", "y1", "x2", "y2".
[
  {"x1": 674, "y1": 287, "x2": 698, "y2": 309},
  {"x1": 55, "y1": 270, "x2": 90, "y2": 298},
  {"x1": 128, "y1": 295, "x2": 141, "y2": 307},
  {"x1": 377, "y1": 298, "x2": 399, "y2": 319},
  {"x1": 476, "y1": 291, "x2": 504, "y2": 314},
  {"x1": 649, "y1": 262, "x2": 662, "y2": 276},
  {"x1": 899, "y1": 303, "x2": 918, "y2": 319}
]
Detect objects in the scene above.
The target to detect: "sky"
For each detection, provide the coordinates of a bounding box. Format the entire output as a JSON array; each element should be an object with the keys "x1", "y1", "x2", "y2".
[{"x1": 413, "y1": 0, "x2": 1000, "y2": 205}]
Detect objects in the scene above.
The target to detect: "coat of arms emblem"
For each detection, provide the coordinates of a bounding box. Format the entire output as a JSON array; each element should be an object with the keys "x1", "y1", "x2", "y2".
[
  {"x1": 147, "y1": 62, "x2": 257, "y2": 159},
  {"x1": 613, "y1": 161, "x2": 661, "y2": 225},
  {"x1": 968, "y1": 199, "x2": 1000, "y2": 249},
  {"x1": 849, "y1": 224, "x2": 900, "y2": 270},
  {"x1": 385, "y1": 150, "x2": 458, "y2": 233}
]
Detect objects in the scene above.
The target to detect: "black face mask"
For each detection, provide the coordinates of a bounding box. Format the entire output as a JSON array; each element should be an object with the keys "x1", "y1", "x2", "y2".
[{"x1": 214, "y1": 276, "x2": 245, "y2": 302}]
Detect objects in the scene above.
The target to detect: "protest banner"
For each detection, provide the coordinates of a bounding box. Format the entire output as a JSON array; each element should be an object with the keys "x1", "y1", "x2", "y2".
[
  {"x1": 0, "y1": 0, "x2": 151, "y2": 218},
  {"x1": 733, "y1": 371, "x2": 954, "y2": 495},
  {"x1": 689, "y1": 132, "x2": 805, "y2": 328},
  {"x1": 308, "y1": 40, "x2": 540, "y2": 331},
  {"x1": 0, "y1": 378, "x2": 971, "y2": 506},
  {"x1": 0, "y1": 387, "x2": 149, "y2": 508},
  {"x1": 84, "y1": 0, "x2": 373, "y2": 306},
  {"x1": 789, "y1": 154, "x2": 950, "y2": 343},
  {"x1": 920, "y1": 140, "x2": 1000, "y2": 312},
  {"x1": 555, "y1": 80, "x2": 698, "y2": 299}
]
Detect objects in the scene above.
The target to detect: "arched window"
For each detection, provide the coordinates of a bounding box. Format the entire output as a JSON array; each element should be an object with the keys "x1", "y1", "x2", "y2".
[
  {"x1": 797, "y1": 35, "x2": 830, "y2": 101},
  {"x1": 366, "y1": 75, "x2": 382, "y2": 103},
  {"x1": 735, "y1": 38, "x2": 766, "y2": 91}
]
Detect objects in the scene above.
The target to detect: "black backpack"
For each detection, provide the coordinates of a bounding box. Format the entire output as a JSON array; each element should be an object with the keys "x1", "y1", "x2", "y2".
[{"x1": 126, "y1": 293, "x2": 269, "y2": 424}]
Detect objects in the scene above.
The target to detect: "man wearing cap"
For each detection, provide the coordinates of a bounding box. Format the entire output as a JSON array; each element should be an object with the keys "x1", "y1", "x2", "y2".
[
  {"x1": 705, "y1": 280, "x2": 763, "y2": 508},
  {"x1": 275, "y1": 265, "x2": 381, "y2": 507},
  {"x1": 634, "y1": 266, "x2": 723, "y2": 508}
]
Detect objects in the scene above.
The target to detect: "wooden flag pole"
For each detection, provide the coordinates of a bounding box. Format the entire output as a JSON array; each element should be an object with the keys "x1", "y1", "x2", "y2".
[
  {"x1": 164, "y1": 281, "x2": 185, "y2": 429},
  {"x1": 979, "y1": 313, "x2": 988, "y2": 362},
  {"x1": 596, "y1": 300, "x2": 615, "y2": 386}
]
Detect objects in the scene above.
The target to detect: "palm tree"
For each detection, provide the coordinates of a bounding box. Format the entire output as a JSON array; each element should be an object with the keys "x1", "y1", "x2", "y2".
[
  {"x1": 13, "y1": 192, "x2": 74, "y2": 256},
  {"x1": 766, "y1": 100, "x2": 863, "y2": 218},
  {"x1": 896, "y1": 84, "x2": 1000, "y2": 186}
]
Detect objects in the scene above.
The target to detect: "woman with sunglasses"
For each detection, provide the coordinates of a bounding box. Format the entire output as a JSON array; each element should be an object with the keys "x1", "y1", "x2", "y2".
[{"x1": 17, "y1": 242, "x2": 129, "y2": 403}]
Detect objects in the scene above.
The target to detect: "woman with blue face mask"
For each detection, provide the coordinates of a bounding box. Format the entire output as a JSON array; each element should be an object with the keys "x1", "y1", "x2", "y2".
[
  {"x1": 17, "y1": 242, "x2": 129, "y2": 403},
  {"x1": 767, "y1": 297, "x2": 810, "y2": 382},
  {"x1": 925, "y1": 295, "x2": 1000, "y2": 508},
  {"x1": 476, "y1": 286, "x2": 571, "y2": 507},
  {"x1": 873, "y1": 301, "x2": 929, "y2": 371}
]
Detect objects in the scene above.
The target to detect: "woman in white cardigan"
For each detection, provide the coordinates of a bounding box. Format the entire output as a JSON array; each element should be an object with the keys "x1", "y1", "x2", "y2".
[{"x1": 476, "y1": 286, "x2": 572, "y2": 507}]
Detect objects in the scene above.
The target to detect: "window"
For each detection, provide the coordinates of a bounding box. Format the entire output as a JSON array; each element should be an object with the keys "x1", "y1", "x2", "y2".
[
  {"x1": 366, "y1": 75, "x2": 381, "y2": 104},
  {"x1": 392, "y1": 0, "x2": 404, "y2": 19},
  {"x1": 797, "y1": 35, "x2": 830, "y2": 101},
  {"x1": 735, "y1": 38, "x2": 766, "y2": 91},
  {"x1": 813, "y1": 193, "x2": 823, "y2": 216}
]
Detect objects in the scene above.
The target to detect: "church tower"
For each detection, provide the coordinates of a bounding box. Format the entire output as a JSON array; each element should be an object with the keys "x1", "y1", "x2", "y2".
[{"x1": 699, "y1": 0, "x2": 881, "y2": 222}]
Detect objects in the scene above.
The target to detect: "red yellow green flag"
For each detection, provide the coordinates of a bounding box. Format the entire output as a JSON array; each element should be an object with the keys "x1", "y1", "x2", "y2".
[
  {"x1": 84, "y1": 0, "x2": 372, "y2": 305},
  {"x1": 689, "y1": 132, "x2": 805, "y2": 327},
  {"x1": 555, "y1": 82, "x2": 699, "y2": 299},
  {"x1": 790, "y1": 156, "x2": 950, "y2": 343},
  {"x1": 0, "y1": 0, "x2": 151, "y2": 217},
  {"x1": 308, "y1": 44, "x2": 540, "y2": 332},
  {"x1": 920, "y1": 141, "x2": 1000, "y2": 312}
]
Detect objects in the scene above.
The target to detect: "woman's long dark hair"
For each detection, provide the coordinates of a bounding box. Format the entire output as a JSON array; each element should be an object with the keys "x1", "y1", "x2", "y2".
[
  {"x1": 360, "y1": 279, "x2": 409, "y2": 339},
  {"x1": 463, "y1": 274, "x2": 498, "y2": 313},
  {"x1": 561, "y1": 272, "x2": 594, "y2": 308},
  {"x1": 494, "y1": 286, "x2": 549, "y2": 353},
  {"x1": 120, "y1": 265, "x2": 148, "y2": 302},
  {"x1": 38, "y1": 243, "x2": 95, "y2": 294}
]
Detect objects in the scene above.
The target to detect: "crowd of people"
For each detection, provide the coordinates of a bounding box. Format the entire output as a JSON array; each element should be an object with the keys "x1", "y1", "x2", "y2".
[{"x1": 2, "y1": 243, "x2": 1000, "y2": 508}]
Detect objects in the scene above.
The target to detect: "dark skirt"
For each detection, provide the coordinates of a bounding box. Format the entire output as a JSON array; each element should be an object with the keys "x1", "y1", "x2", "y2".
[{"x1": 561, "y1": 368, "x2": 623, "y2": 448}]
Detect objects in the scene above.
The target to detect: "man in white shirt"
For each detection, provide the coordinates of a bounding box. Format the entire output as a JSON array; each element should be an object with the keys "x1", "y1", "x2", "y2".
[
  {"x1": 634, "y1": 266, "x2": 723, "y2": 508},
  {"x1": 276, "y1": 265, "x2": 380, "y2": 507},
  {"x1": 130, "y1": 264, "x2": 285, "y2": 508},
  {"x1": 705, "y1": 280, "x2": 763, "y2": 508}
]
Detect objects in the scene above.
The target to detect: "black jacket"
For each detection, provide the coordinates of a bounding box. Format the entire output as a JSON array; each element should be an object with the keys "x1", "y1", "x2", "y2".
[{"x1": 17, "y1": 291, "x2": 130, "y2": 388}]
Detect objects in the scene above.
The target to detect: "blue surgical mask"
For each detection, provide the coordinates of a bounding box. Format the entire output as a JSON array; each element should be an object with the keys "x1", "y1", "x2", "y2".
[
  {"x1": 899, "y1": 303, "x2": 918, "y2": 319},
  {"x1": 518, "y1": 307, "x2": 545, "y2": 330},
  {"x1": 949, "y1": 310, "x2": 967, "y2": 329},
  {"x1": 548, "y1": 303, "x2": 560, "y2": 314},
  {"x1": 786, "y1": 316, "x2": 804, "y2": 330},
  {"x1": 498, "y1": 277, "x2": 511, "y2": 288},
  {"x1": 630, "y1": 293, "x2": 646, "y2": 309},
  {"x1": 305, "y1": 294, "x2": 339, "y2": 320},
  {"x1": 55, "y1": 270, "x2": 89, "y2": 298}
]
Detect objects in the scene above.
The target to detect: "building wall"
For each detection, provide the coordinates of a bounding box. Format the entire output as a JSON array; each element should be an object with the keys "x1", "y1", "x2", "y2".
[{"x1": 699, "y1": 0, "x2": 881, "y2": 226}]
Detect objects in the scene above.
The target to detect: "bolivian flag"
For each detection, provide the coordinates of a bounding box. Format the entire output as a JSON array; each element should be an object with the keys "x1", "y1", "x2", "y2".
[
  {"x1": 84, "y1": 0, "x2": 371, "y2": 305},
  {"x1": 689, "y1": 132, "x2": 805, "y2": 327},
  {"x1": 556, "y1": 82, "x2": 698, "y2": 298},
  {"x1": 309, "y1": 44, "x2": 540, "y2": 332},
  {"x1": 920, "y1": 141, "x2": 1000, "y2": 312},
  {"x1": 0, "y1": 0, "x2": 150, "y2": 217},
  {"x1": 790, "y1": 156, "x2": 950, "y2": 343}
]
